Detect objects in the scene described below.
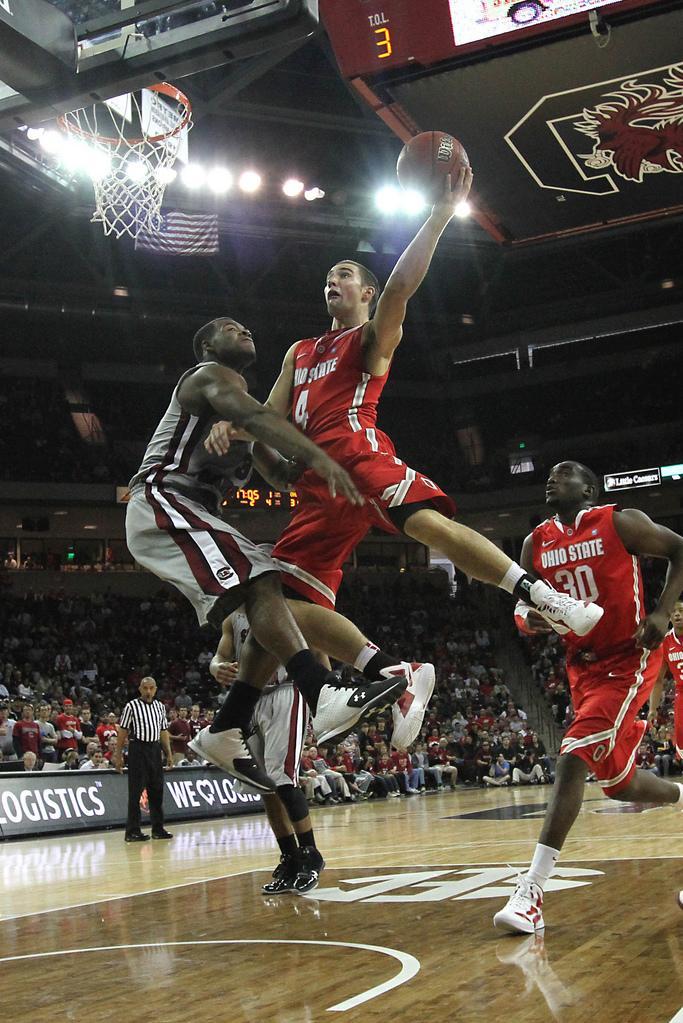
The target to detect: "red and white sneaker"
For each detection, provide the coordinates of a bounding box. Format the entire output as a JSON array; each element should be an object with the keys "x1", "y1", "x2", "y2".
[
  {"x1": 493, "y1": 875, "x2": 545, "y2": 934},
  {"x1": 389, "y1": 662, "x2": 436, "y2": 751}
]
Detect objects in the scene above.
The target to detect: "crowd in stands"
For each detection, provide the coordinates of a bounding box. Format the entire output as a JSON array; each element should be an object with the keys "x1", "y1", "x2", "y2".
[
  {"x1": 1, "y1": 366, "x2": 680, "y2": 498},
  {"x1": 0, "y1": 575, "x2": 555, "y2": 794}
]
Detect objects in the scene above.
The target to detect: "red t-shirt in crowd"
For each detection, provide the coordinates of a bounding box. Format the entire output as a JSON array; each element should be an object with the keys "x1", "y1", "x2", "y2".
[
  {"x1": 56, "y1": 713, "x2": 82, "y2": 751},
  {"x1": 96, "y1": 723, "x2": 118, "y2": 749},
  {"x1": 188, "y1": 715, "x2": 205, "y2": 739},
  {"x1": 390, "y1": 751, "x2": 411, "y2": 772},
  {"x1": 13, "y1": 719, "x2": 41, "y2": 754},
  {"x1": 169, "y1": 718, "x2": 192, "y2": 753}
]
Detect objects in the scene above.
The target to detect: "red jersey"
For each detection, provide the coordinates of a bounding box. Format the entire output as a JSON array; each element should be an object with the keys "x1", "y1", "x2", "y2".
[
  {"x1": 13, "y1": 719, "x2": 41, "y2": 755},
  {"x1": 532, "y1": 505, "x2": 645, "y2": 661},
  {"x1": 291, "y1": 325, "x2": 393, "y2": 454},
  {"x1": 56, "y1": 713, "x2": 82, "y2": 751},
  {"x1": 662, "y1": 630, "x2": 683, "y2": 690},
  {"x1": 96, "y1": 723, "x2": 118, "y2": 749}
]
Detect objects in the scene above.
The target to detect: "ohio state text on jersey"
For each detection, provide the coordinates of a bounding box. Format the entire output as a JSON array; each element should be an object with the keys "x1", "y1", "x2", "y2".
[{"x1": 532, "y1": 504, "x2": 644, "y2": 659}]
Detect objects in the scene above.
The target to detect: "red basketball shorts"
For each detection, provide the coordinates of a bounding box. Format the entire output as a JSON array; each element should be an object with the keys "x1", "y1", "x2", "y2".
[
  {"x1": 272, "y1": 448, "x2": 455, "y2": 609},
  {"x1": 559, "y1": 646, "x2": 664, "y2": 794}
]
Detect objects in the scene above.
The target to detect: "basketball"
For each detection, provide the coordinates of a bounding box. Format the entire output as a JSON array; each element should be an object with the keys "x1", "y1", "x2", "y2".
[{"x1": 396, "y1": 131, "x2": 470, "y2": 202}]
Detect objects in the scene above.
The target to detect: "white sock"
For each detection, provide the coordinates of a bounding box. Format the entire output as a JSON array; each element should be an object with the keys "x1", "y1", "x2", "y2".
[
  {"x1": 526, "y1": 843, "x2": 560, "y2": 890},
  {"x1": 499, "y1": 563, "x2": 526, "y2": 595},
  {"x1": 353, "y1": 642, "x2": 379, "y2": 672}
]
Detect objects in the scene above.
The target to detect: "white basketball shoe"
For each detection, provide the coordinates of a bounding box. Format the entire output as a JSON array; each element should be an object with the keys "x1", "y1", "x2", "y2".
[
  {"x1": 529, "y1": 579, "x2": 603, "y2": 637},
  {"x1": 188, "y1": 726, "x2": 274, "y2": 793},
  {"x1": 389, "y1": 662, "x2": 436, "y2": 750},
  {"x1": 312, "y1": 674, "x2": 408, "y2": 745},
  {"x1": 493, "y1": 875, "x2": 545, "y2": 934}
]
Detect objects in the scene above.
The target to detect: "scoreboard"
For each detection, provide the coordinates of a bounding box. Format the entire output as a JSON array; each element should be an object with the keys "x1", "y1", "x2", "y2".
[
  {"x1": 320, "y1": 0, "x2": 683, "y2": 244},
  {"x1": 223, "y1": 488, "x2": 299, "y2": 511},
  {"x1": 320, "y1": 0, "x2": 663, "y2": 80}
]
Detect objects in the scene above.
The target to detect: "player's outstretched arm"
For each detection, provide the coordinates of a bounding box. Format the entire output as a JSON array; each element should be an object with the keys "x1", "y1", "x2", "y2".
[
  {"x1": 181, "y1": 363, "x2": 363, "y2": 505},
  {"x1": 265, "y1": 341, "x2": 298, "y2": 417},
  {"x1": 252, "y1": 443, "x2": 303, "y2": 492},
  {"x1": 614, "y1": 508, "x2": 683, "y2": 648},
  {"x1": 513, "y1": 534, "x2": 552, "y2": 635},
  {"x1": 363, "y1": 166, "x2": 473, "y2": 377},
  {"x1": 210, "y1": 615, "x2": 239, "y2": 686},
  {"x1": 647, "y1": 666, "x2": 667, "y2": 725}
]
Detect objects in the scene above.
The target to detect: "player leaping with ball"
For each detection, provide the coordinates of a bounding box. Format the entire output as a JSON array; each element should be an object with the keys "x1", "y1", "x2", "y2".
[{"x1": 207, "y1": 165, "x2": 604, "y2": 751}]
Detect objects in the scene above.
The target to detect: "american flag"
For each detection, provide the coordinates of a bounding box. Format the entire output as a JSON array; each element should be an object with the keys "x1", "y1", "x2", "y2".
[{"x1": 135, "y1": 211, "x2": 220, "y2": 255}]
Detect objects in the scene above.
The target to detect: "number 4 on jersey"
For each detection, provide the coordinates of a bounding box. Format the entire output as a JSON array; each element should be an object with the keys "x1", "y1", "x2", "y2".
[{"x1": 294, "y1": 389, "x2": 309, "y2": 430}]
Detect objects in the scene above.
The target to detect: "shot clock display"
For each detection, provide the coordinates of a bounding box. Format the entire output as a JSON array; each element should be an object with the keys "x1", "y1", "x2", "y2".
[{"x1": 223, "y1": 488, "x2": 299, "y2": 511}]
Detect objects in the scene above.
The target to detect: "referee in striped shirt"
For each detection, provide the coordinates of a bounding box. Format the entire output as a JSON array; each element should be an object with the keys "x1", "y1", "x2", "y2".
[{"x1": 114, "y1": 676, "x2": 174, "y2": 842}]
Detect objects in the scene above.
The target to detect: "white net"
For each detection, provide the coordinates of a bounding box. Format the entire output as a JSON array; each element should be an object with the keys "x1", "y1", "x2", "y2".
[{"x1": 58, "y1": 83, "x2": 192, "y2": 240}]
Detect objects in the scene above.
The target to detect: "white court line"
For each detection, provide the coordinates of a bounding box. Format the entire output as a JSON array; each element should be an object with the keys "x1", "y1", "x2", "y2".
[
  {"x1": 0, "y1": 939, "x2": 420, "y2": 1013},
  {"x1": 668, "y1": 1009, "x2": 683, "y2": 1023},
  {"x1": 0, "y1": 866, "x2": 257, "y2": 923}
]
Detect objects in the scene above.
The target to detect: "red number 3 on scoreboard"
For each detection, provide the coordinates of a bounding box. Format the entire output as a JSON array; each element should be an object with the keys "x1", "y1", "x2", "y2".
[{"x1": 374, "y1": 26, "x2": 392, "y2": 59}]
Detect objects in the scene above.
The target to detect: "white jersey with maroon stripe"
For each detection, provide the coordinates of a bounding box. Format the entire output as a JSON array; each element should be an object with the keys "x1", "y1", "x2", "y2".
[{"x1": 129, "y1": 362, "x2": 253, "y2": 511}]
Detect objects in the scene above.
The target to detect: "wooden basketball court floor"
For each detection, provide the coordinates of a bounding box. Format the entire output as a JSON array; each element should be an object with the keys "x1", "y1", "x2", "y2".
[{"x1": 1, "y1": 787, "x2": 682, "y2": 1023}]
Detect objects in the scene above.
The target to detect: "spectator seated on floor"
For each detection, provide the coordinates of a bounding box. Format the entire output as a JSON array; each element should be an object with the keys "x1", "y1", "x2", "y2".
[
  {"x1": 512, "y1": 750, "x2": 545, "y2": 785},
  {"x1": 428, "y1": 740, "x2": 458, "y2": 790},
  {"x1": 635, "y1": 742, "x2": 659, "y2": 775},
  {"x1": 484, "y1": 753, "x2": 512, "y2": 787},
  {"x1": 390, "y1": 747, "x2": 423, "y2": 793}
]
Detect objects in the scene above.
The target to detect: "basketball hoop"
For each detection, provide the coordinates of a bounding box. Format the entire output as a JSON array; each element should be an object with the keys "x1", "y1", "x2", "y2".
[{"x1": 58, "y1": 82, "x2": 192, "y2": 240}]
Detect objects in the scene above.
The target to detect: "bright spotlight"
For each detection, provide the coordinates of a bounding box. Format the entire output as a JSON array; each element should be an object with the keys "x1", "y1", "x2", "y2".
[
  {"x1": 207, "y1": 167, "x2": 233, "y2": 194},
  {"x1": 181, "y1": 163, "x2": 206, "y2": 189},
  {"x1": 455, "y1": 200, "x2": 471, "y2": 218},
  {"x1": 401, "y1": 189, "x2": 427, "y2": 215},
  {"x1": 126, "y1": 160, "x2": 148, "y2": 183},
  {"x1": 374, "y1": 185, "x2": 401, "y2": 214},
  {"x1": 156, "y1": 165, "x2": 178, "y2": 185},
  {"x1": 27, "y1": 127, "x2": 44, "y2": 142},
  {"x1": 304, "y1": 187, "x2": 325, "y2": 202},
  {"x1": 39, "y1": 129, "x2": 65, "y2": 155},
  {"x1": 60, "y1": 139, "x2": 91, "y2": 174},
  {"x1": 282, "y1": 178, "x2": 304, "y2": 198},
  {"x1": 87, "y1": 149, "x2": 111, "y2": 182},
  {"x1": 239, "y1": 170, "x2": 262, "y2": 194}
]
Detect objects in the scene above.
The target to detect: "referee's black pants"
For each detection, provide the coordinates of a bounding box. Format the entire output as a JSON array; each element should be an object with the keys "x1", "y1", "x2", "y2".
[{"x1": 126, "y1": 740, "x2": 165, "y2": 834}]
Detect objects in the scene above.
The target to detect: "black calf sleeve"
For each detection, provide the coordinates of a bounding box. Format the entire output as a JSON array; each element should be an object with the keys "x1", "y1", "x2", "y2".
[{"x1": 276, "y1": 784, "x2": 310, "y2": 823}]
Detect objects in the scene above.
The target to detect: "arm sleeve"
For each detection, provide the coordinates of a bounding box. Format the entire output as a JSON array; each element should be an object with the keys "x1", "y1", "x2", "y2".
[{"x1": 119, "y1": 704, "x2": 132, "y2": 730}]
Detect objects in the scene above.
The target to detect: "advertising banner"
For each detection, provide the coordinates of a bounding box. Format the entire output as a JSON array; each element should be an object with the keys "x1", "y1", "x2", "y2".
[{"x1": 0, "y1": 767, "x2": 263, "y2": 840}]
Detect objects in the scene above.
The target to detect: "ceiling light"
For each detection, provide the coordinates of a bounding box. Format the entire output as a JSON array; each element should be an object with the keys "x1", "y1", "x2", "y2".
[
  {"x1": 180, "y1": 163, "x2": 206, "y2": 189},
  {"x1": 39, "y1": 129, "x2": 65, "y2": 155},
  {"x1": 304, "y1": 187, "x2": 325, "y2": 201},
  {"x1": 27, "y1": 127, "x2": 44, "y2": 142},
  {"x1": 207, "y1": 167, "x2": 233, "y2": 194},
  {"x1": 156, "y1": 165, "x2": 177, "y2": 185},
  {"x1": 83, "y1": 525, "x2": 97, "y2": 530},
  {"x1": 661, "y1": 278, "x2": 675, "y2": 289},
  {"x1": 455, "y1": 201, "x2": 471, "y2": 218},
  {"x1": 87, "y1": 149, "x2": 111, "y2": 181},
  {"x1": 239, "y1": 170, "x2": 262, "y2": 193},
  {"x1": 283, "y1": 178, "x2": 305, "y2": 198},
  {"x1": 374, "y1": 185, "x2": 401, "y2": 214},
  {"x1": 401, "y1": 188, "x2": 427, "y2": 215},
  {"x1": 126, "y1": 160, "x2": 148, "y2": 183}
]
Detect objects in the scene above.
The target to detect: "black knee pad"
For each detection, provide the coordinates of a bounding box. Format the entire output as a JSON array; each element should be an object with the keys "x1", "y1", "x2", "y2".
[{"x1": 276, "y1": 784, "x2": 309, "y2": 823}]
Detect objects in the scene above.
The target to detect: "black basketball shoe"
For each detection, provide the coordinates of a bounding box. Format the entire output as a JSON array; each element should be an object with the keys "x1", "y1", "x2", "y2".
[
  {"x1": 262, "y1": 853, "x2": 299, "y2": 894},
  {"x1": 292, "y1": 847, "x2": 325, "y2": 895}
]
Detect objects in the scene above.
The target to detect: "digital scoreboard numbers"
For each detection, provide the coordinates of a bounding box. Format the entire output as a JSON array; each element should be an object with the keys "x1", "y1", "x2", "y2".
[
  {"x1": 223, "y1": 488, "x2": 299, "y2": 511},
  {"x1": 321, "y1": 0, "x2": 645, "y2": 79}
]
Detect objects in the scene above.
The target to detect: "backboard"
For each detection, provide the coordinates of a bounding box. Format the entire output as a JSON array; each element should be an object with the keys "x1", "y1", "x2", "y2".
[{"x1": 0, "y1": 0, "x2": 320, "y2": 131}]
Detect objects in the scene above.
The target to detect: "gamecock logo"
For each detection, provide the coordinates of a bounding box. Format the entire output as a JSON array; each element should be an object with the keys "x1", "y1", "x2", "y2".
[{"x1": 575, "y1": 65, "x2": 683, "y2": 184}]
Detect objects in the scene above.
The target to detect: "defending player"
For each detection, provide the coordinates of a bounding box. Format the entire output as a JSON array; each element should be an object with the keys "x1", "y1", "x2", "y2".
[
  {"x1": 212, "y1": 607, "x2": 326, "y2": 895},
  {"x1": 206, "y1": 170, "x2": 604, "y2": 750},
  {"x1": 493, "y1": 461, "x2": 683, "y2": 934},
  {"x1": 648, "y1": 599, "x2": 683, "y2": 759},
  {"x1": 125, "y1": 318, "x2": 407, "y2": 792}
]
